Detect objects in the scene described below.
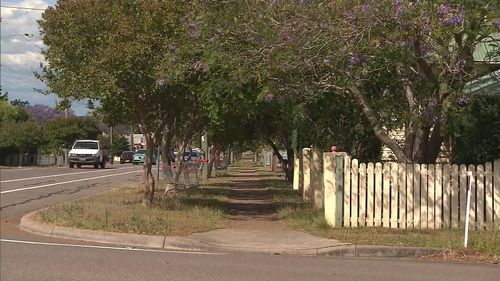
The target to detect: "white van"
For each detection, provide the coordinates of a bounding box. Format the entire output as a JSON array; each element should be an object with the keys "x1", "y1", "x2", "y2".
[{"x1": 68, "y1": 140, "x2": 108, "y2": 169}]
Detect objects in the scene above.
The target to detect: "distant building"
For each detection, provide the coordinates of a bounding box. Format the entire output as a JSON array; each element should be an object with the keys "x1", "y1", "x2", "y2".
[{"x1": 123, "y1": 133, "x2": 146, "y2": 150}]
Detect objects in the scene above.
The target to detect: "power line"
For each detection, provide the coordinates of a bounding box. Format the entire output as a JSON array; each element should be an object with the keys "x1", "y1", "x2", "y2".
[
  {"x1": 0, "y1": 5, "x2": 47, "y2": 11},
  {"x1": 1, "y1": 20, "x2": 43, "y2": 50}
]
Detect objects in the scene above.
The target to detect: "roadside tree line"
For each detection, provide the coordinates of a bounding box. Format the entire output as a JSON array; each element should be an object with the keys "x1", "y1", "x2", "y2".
[
  {"x1": 0, "y1": 93, "x2": 129, "y2": 166},
  {"x1": 37, "y1": 0, "x2": 499, "y2": 205}
]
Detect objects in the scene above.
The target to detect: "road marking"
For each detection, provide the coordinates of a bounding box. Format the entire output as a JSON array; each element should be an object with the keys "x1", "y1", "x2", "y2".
[
  {"x1": 1, "y1": 166, "x2": 138, "y2": 183},
  {"x1": 1, "y1": 170, "x2": 142, "y2": 194},
  {"x1": 0, "y1": 238, "x2": 222, "y2": 255}
]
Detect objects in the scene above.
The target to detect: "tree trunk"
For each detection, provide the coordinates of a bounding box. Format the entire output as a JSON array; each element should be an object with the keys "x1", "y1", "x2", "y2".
[
  {"x1": 267, "y1": 138, "x2": 285, "y2": 164},
  {"x1": 349, "y1": 86, "x2": 408, "y2": 162},
  {"x1": 425, "y1": 122, "x2": 444, "y2": 163},
  {"x1": 349, "y1": 84, "x2": 446, "y2": 164},
  {"x1": 161, "y1": 122, "x2": 175, "y2": 191},
  {"x1": 207, "y1": 144, "x2": 218, "y2": 178},
  {"x1": 285, "y1": 148, "x2": 294, "y2": 182},
  {"x1": 142, "y1": 133, "x2": 155, "y2": 205},
  {"x1": 174, "y1": 137, "x2": 188, "y2": 184}
]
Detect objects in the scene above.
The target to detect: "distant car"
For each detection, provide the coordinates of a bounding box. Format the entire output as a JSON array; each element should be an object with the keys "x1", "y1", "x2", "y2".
[
  {"x1": 133, "y1": 149, "x2": 157, "y2": 165},
  {"x1": 183, "y1": 150, "x2": 201, "y2": 161},
  {"x1": 68, "y1": 140, "x2": 108, "y2": 169},
  {"x1": 120, "y1": 151, "x2": 134, "y2": 164}
]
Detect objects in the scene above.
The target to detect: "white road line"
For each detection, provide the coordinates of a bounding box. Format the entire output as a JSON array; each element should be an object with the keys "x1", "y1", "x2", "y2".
[
  {"x1": 0, "y1": 238, "x2": 222, "y2": 255},
  {"x1": 1, "y1": 166, "x2": 138, "y2": 183},
  {"x1": 1, "y1": 170, "x2": 142, "y2": 194}
]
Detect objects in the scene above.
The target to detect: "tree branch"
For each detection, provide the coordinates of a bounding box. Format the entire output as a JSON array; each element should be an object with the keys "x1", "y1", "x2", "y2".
[{"x1": 348, "y1": 85, "x2": 408, "y2": 162}]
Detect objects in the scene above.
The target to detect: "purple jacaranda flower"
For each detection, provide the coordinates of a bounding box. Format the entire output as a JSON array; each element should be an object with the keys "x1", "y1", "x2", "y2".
[
  {"x1": 437, "y1": 4, "x2": 465, "y2": 27},
  {"x1": 452, "y1": 58, "x2": 466, "y2": 74},
  {"x1": 157, "y1": 78, "x2": 166, "y2": 87},
  {"x1": 437, "y1": 4, "x2": 452, "y2": 16},
  {"x1": 349, "y1": 54, "x2": 361, "y2": 65},
  {"x1": 187, "y1": 20, "x2": 199, "y2": 38},
  {"x1": 169, "y1": 44, "x2": 177, "y2": 53},
  {"x1": 342, "y1": 10, "x2": 356, "y2": 21},
  {"x1": 393, "y1": 0, "x2": 403, "y2": 18},
  {"x1": 429, "y1": 98, "x2": 438, "y2": 108},
  {"x1": 457, "y1": 95, "x2": 470, "y2": 107},
  {"x1": 323, "y1": 58, "x2": 331, "y2": 66},
  {"x1": 421, "y1": 16, "x2": 431, "y2": 32},
  {"x1": 401, "y1": 37, "x2": 413, "y2": 48},
  {"x1": 264, "y1": 93, "x2": 274, "y2": 102},
  {"x1": 445, "y1": 14, "x2": 464, "y2": 27},
  {"x1": 361, "y1": 4, "x2": 372, "y2": 14}
]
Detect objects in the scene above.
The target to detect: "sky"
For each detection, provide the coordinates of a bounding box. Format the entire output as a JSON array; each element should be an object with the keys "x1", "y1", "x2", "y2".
[{"x1": 1, "y1": 0, "x2": 88, "y2": 115}]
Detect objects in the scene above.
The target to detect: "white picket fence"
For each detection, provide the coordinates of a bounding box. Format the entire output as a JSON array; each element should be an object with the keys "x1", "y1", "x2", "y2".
[{"x1": 296, "y1": 150, "x2": 500, "y2": 229}]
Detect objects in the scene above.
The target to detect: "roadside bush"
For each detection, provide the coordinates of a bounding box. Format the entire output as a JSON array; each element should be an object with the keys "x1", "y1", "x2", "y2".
[{"x1": 447, "y1": 92, "x2": 500, "y2": 164}]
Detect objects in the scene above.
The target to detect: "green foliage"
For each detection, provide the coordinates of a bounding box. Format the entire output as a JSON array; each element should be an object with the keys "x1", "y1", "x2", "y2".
[
  {"x1": 299, "y1": 92, "x2": 382, "y2": 162},
  {"x1": 38, "y1": 0, "x2": 195, "y2": 137},
  {"x1": 448, "y1": 93, "x2": 500, "y2": 164},
  {"x1": 0, "y1": 98, "x2": 40, "y2": 158},
  {"x1": 0, "y1": 99, "x2": 30, "y2": 123},
  {"x1": 112, "y1": 135, "x2": 131, "y2": 156},
  {"x1": 0, "y1": 121, "x2": 42, "y2": 153},
  {"x1": 213, "y1": 0, "x2": 499, "y2": 163},
  {"x1": 41, "y1": 117, "x2": 101, "y2": 154},
  {"x1": 99, "y1": 135, "x2": 130, "y2": 156}
]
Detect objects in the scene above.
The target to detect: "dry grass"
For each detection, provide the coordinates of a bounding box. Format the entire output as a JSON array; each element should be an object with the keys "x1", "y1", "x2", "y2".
[
  {"x1": 38, "y1": 184, "x2": 229, "y2": 236},
  {"x1": 269, "y1": 182, "x2": 500, "y2": 261}
]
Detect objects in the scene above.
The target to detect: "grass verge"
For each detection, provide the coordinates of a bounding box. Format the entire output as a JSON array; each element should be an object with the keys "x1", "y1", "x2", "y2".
[
  {"x1": 38, "y1": 184, "x2": 230, "y2": 236},
  {"x1": 270, "y1": 182, "x2": 500, "y2": 261}
]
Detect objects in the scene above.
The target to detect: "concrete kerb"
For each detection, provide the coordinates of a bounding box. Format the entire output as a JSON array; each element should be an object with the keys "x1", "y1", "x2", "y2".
[
  {"x1": 317, "y1": 244, "x2": 444, "y2": 257},
  {"x1": 19, "y1": 211, "x2": 209, "y2": 252},
  {"x1": 20, "y1": 211, "x2": 445, "y2": 257}
]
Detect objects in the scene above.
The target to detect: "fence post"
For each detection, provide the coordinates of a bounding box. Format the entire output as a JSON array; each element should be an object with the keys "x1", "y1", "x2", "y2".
[
  {"x1": 293, "y1": 154, "x2": 301, "y2": 191},
  {"x1": 494, "y1": 159, "x2": 500, "y2": 228},
  {"x1": 302, "y1": 148, "x2": 312, "y2": 202},
  {"x1": 324, "y1": 152, "x2": 343, "y2": 227},
  {"x1": 343, "y1": 155, "x2": 352, "y2": 227},
  {"x1": 312, "y1": 149, "x2": 323, "y2": 209},
  {"x1": 485, "y1": 162, "x2": 493, "y2": 228}
]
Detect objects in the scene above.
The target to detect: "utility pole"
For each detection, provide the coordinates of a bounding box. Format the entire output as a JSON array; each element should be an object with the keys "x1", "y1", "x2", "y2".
[
  {"x1": 130, "y1": 126, "x2": 134, "y2": 151},
  {"x1": 109, "y1": 126, "x2": 113, "y2": 164}
]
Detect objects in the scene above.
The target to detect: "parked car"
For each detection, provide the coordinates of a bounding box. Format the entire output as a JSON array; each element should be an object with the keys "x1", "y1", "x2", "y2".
[
  {"x1": 68, "y1": 140, "x2": 109, "y2": 169},
  {"x1": 133, "y1": 149, "x2": 157, "y2": 165},
  {"x1": 120, "y1": 151, "x2": 134, "y2": 164},
  {"x1": 182, "y1": 150, "x2": 201, "y2": 161}
]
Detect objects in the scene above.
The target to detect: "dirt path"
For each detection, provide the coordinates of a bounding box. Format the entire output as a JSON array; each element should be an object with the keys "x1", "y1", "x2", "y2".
[{"x1": 224, "y1": 157, "x2": 287, "y2": 231}]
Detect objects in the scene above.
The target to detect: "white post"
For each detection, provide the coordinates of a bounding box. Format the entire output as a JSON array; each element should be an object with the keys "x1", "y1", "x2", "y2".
[{"x1": 464, "y1": 171, "x2": 473, "y2": 248}]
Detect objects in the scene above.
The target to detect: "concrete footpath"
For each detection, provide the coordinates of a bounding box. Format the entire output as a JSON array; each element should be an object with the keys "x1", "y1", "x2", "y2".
[
  {"x1": 19, "y1": 158, "x2": 442, "y2": 258},
  {"x1": 20, "y1": 212, "x2": 440, "y2": 257}
]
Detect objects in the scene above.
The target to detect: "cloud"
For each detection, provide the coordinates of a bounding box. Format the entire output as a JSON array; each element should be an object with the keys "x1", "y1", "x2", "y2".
[
  {"x1": 1, "y1": 1, "x2": 88, "y2": 116},
  {"x1": 2, "y1": 51, "x2": 44, "y2": 66}
]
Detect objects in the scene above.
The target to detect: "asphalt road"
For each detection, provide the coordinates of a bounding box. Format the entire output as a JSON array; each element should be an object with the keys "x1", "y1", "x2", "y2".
[{"x1": 1, "y1": 164, "x2": 499, "y2": 281}]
